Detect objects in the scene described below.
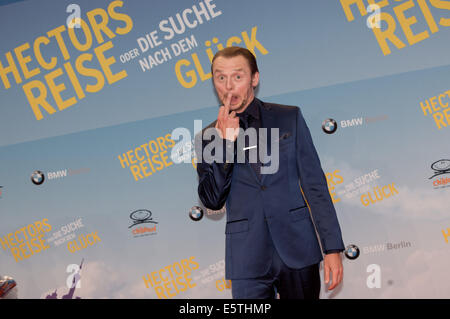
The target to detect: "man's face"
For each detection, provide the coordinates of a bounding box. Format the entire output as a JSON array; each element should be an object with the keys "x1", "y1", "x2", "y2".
[{"x1": 212, "y1": 55, "x2": 259, "y2": 113}]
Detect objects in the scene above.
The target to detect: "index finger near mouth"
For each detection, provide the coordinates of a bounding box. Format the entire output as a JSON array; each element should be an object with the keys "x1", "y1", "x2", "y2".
[
  {"x1": 219, "y1": 105, "x2": 228, "y2": 121},
  {"x1": 224, "y1": 93, "x2": 232, "y2": 112}
]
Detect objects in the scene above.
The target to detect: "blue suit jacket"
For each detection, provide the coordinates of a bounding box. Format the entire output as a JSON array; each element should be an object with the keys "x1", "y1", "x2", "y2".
[{"x1": 196, "y1": 98, "x2": 345, "y2": 280}]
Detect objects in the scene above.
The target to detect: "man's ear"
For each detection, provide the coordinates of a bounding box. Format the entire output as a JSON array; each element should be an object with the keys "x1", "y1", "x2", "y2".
[{"x1": 252, "y1": 71, "x2": 260, "y2": 88}]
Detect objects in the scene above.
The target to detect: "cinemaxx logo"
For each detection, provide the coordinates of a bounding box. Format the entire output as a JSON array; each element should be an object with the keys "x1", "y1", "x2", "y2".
[
  {"x1": 430, "y1": 159, "x2": 450, "y2": 188},
  {"x1": 129, "y1": 209, "x2": 158, "y2": 237},
  {"x1": 430, "y1": 159, "x2": 450, "y2": 178}
]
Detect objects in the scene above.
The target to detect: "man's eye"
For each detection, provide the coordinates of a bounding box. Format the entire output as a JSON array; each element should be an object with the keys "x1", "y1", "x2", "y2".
[
  {"x1": 219, "y1": 76, "x2": 225, "y2": 81},
  {"x1": 236, "y1": 75, "x2": 241, "y2": 80}
]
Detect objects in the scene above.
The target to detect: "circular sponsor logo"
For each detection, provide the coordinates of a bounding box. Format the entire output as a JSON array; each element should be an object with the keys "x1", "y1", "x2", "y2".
[
  {"x1": 431, "y1": 159, "x2": 450, "y2": 171},
  {"x1": 130, "y1": 209, "x2": 152, "y2": 221},
  {"x1": 189, "y1": 206, "x2": 204, "y2": 221},
  {"x1": 31, "y1": 170, "x2": 45, "y2": 185},
  {"x1": 322, "y1": 118, "x2": 337, "y2": 134},
  {"x1": 344, "y1": 244, "x2": 360, "y2": 260}
]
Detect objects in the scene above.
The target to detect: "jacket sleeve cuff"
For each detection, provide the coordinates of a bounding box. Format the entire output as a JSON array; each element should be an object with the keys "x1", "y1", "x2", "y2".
[
  {"x1": 325, "y1": 249, "x2": 344, "y2": 255},
  {"x1": 218, "y1": 137, "x2": 236, "y2": 169}
]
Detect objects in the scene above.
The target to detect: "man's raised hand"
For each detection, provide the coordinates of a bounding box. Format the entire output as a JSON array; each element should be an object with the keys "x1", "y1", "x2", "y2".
[{"x1": 215, "y1": 93, "x2": 240, "y2": 141}]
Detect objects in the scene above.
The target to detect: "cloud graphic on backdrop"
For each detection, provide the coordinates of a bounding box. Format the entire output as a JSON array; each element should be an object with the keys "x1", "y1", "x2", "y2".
[{"x1": 322, "y1": 157, "x2": 450, "y2": 221}]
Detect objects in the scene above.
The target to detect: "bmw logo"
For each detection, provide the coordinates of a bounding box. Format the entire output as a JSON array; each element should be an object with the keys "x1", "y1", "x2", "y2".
[
  {"x1": 31, "y1": 170, "x2": 45, "y2": 185},
  {"x1": 322, "y1": 118, "x2": 337, "y2": 134},
  {"x1": 189, "y1": 206, "x2": 204, "y2": 221},
  {"x1": 344, "y1": 244, "x2": 360, "y2": 260}
]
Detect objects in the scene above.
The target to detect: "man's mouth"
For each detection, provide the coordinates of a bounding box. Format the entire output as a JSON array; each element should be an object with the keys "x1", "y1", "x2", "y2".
[{"x1": 230, "y1": 95, "x2": 239, "y2": 104}]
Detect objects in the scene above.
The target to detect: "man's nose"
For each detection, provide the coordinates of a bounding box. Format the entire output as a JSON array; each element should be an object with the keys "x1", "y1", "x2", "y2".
[{"x1": 225, "y1": 78, "x2": 233, "y2": 90}]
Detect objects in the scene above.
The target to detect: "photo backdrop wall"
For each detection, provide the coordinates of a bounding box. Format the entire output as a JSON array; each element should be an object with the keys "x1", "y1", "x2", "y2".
[{"x1": 1, "y1": 0, "x2": 450, "y2": 299}]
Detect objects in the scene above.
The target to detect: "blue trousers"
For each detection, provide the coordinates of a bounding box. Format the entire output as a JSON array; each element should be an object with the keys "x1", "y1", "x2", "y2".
[{"x1": 231, "y1": 243, "x2": 321, "y2": 299}]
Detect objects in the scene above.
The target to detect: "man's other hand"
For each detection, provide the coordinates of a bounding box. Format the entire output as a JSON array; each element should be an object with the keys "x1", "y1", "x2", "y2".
[{"x1": 323, "y1": 252, "x2": 343, "y2": 291}]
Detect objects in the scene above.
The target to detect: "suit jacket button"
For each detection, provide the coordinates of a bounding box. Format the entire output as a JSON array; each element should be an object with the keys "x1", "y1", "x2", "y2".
[{"x1": 261, "y1": 185, "x2": 267, "y2": 190}]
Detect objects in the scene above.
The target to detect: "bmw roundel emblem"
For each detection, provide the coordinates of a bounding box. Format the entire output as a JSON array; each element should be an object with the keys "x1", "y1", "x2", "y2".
[
  {"x1": 31, "y1": 170, "x2": 45, "y2": 185},
  {"x1": 189, "y1": 206, "x2": 204, "y2": 221},
  {"x1": 344, "y1": 244, "x2": 360, "y2": 260},
  {"x1": 322, "y1": 118, "x2": 337, "y2": 134}
]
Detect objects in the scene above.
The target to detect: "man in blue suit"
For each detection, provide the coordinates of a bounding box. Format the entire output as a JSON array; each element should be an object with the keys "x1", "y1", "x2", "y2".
[{"x1": 195, "y1": 47, "x2": 345, "y2": 299}]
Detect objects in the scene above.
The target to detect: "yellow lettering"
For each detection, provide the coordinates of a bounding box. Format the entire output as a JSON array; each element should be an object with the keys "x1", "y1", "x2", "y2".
[
  {"x1": 0, "y1": 51, "x2": 22, "y2": 89},
  {"x1": 184, "y1": 272, "x2": 196, "y2": 288},
  {"x1": 44, "y1": 68, "x2": 77, "y2": 111},
  {"x1": 226, "y1": 36, "x2": 242, "y2": 48},
  {"x1": 417, "y1": 0, "x2": 440, "y2": 33},
  {"x1": 442, "y1": 228, "x2": 450, "y2": 243},
  {"x1": 108, "y1": 0, "x2": 134, "y2": 35},
  {"x1": 394, "y1": 0, "x2": 430, "y2": 46},
  {"x1": 68, "y1": 18, "x2": 93, "y2": 51},
  {"x1": 241, "y1": 26, "x2": 268, "y2": 56},
  {"x1": 75, "y1": 53, "x2": 105, "y2": 93},
  {"x1": 443, "y1": 108, "x2": 450, "y2": 126},
  {"x1": 175, "y1": 59, "x2": 197, "y2": 88},
  {"x1": 372, "y1": 12, "x2": 407, "y2": 55},
  {"x1": 118, "y1": 153, "x2": 130, "y2": 168},
  {"x1": 130, "y1": 165, "x2": 143, "y2": 181},
  {"x1": 11, "y1": 247, "x2": 22, "y2": 262},
  {"x1": 160, "y1": 150, "x2": 173, "y2": 168},
  {"x1": 430, "y1": 0, "x2": 450, "y2": 26},
  {"x1": 127, "y1": 150, "x2": 137, "y2": 164},
  {"x1": 191, "y1": 53, "x2": 211, "y2": 81},
  {"x1": 86, "y1": 8, "x2": 116, "y2": 44},
  {"x1": 95, "y1": 41, "x2": 127, "y2": 84},
  {"x1": 163, "y1": 281, "x2": 176, "y2": 298},
  {"x1": 361, "y1": 194, "x2": 370, "y2": 206},
  {"x1": 22, "y1": 80, "x2": 57, "y2": 121},
  {"x1": 143, "y1": 274, "x2": 154, "y2": 288},
  {"x1": 154, "y1": 285, "x2": 167, "y2": 299},
  {"x1": 433, "y1": 112, "x2": 447, "y2": 129},
  {"x1": 139, "y1": 160, "x2": 153, "y2": 177},
  {"x1": 420, "y1": 99, "x2": 432, "y2": 116},
  {"x1": 14, "y1": 42, "x2": 40, "y2": 79},
  {"x1": 47, "y1": 25, "x2": 70, "y2": 60},
  {"x1": 340, "y1": 0, "x2": 368, "y2": 21},
  {"x1": 64, "y1": 61, "x2": 85, "y2": 100},
  {"x1": 439, "y1": 93, "x2": 449, "y2": 108},
  {"x1": 34, "y1": 36, "x2": 57, "y2": 70},
  {"x1": 368, "y1": 0, "x2": 389, "y2": 9}
]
